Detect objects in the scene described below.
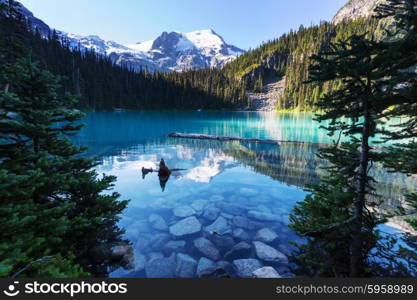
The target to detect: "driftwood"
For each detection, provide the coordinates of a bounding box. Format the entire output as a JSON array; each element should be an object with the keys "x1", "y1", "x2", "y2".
[{"x1": 168, "y1": 133, "x2": 326, "y2": 146}]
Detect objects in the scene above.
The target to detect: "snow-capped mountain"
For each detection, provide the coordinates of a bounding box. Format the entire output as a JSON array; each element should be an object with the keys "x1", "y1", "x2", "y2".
[{"x1": 12, "y1": 0, "x2": 244, "y2": 72}]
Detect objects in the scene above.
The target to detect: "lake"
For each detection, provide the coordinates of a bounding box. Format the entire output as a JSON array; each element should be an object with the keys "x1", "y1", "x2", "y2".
[{"x1": 73, "y1": 111, "x2": 416, "y2": 278}]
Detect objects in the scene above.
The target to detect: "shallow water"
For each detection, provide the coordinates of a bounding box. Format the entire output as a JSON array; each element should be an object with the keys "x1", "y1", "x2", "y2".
[{"x1": 73, "y1": 111, "x2": 416, "y2": 278}]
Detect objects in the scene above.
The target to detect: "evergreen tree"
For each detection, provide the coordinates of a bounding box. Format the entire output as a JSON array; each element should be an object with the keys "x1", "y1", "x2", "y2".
[
  {"x1": 0, "y1": 1, "x2": 129, "y2": 276},
  {"x1": 291, "y1": 0, "x2": 417, "y2": 277},
  {"x1": 373, "y1": 0, "x2": 417, "y2": 277}
]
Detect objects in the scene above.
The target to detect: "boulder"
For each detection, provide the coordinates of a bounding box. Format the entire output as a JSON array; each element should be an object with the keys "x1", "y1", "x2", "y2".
[
  {"x1": 254, "y1": 228, "x2": 278, "y2": 243},
  {"x1": 148, "y1": 233, "x2": 170, "y2": 250},
  {"x1": 210, "y1": 234, "x2": 235, "y2": 252},
  {"x1": 252, "y1": 266, "x2": 281, "y2": 278},
  {"x1": 196, "y1": 257, "x2": 217, "y2": 277},
  {"x1": 191, "y1": 200, "x2": 208, "y2": 212},
  {"x1": 134, "y1": 236, "x2": 150, "y2": 252},
  {"x1": 133, "y1": 253, "x2": 146, "y2": 272},
  {"x1": 233, "y1": 259, "x2": 263, "y2": 278},
  {"x1": 169, "y1": 216, "x2": 202, "y2": 237},
  {"x1": 205, "y1": 216, "x2": 232, "y2": 235},
  {"x1": 224, "y1": 242, "x2": 252, "y2": 260},
  {"x1": 175, "y1": 253, "x2": 197, "y2": 278},
  {"x1": 164, "y1": 240, "x2": 186, "y2": 252},
  {"x1": 232, "y1": 216, "x2": 252, "y2": 230},
  {"x1": 247, "y1": 211, "x2": 282, "y2": 222},
  {"x1": 253, "y1": 241, "x2": 288, "y2": 264},
  {"x1": 217, "y1": 203, "x2": 245, "y2": 215},
  {"x1": 216, "y1": 260, "x2": 233, "y2": 275},
  {"x1": 145, "y1": 254, "x2": 176, "y2": 278},
  {"x1": 233, "y1": 228, "x2": 251, "y2": 241},
  {"x1": 147, "y1": 252, "x2": 164, "y2": 261},
  {"x1": 202, "y1": 205, "x2": 220, "y2": 222},
  {"x1": 173, "y1": 205, "x2": 196, "y2": 218},
  {"x1": 193, "y1": 237, "x2": 220, "y2": 261},
  {"x1": 125, "y1": 220, "x2": 151, "y2": 237},
  {"x1": 148, "y1": 214, "x2": 168, "y2": 231},
  {"x1": 200, "y1": 268, "x2": 230, "y2": 278}
]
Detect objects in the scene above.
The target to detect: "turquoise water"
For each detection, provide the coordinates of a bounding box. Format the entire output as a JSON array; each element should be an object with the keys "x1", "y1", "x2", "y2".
[{"x1": 74, "y1": 111, "x2": 415, "y2": 278}]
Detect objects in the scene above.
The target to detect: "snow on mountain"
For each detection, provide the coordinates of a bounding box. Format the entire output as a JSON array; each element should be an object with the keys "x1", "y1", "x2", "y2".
[{"x1": 11, "y1": 1, "x2": 244, "y2": 72}]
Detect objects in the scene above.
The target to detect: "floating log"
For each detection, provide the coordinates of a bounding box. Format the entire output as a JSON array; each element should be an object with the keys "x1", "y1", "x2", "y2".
[{"x1": 168, "y1": 133, "x2": 326, "y2": 146}]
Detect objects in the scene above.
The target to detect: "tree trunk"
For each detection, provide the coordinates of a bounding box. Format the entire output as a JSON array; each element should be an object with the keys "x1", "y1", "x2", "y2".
[{"x1": 350, "y1": 100, "x2": 371, "y2": 277}]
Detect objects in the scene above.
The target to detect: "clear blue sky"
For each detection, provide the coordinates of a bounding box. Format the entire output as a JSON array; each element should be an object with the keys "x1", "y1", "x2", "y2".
[{"x1": 19, "y1": 0, "x2": 347, "y2": 49}]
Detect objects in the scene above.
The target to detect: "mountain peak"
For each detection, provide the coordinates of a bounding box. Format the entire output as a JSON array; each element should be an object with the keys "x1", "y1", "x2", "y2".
[
  {"x1": 13, "y1": 0, "x2": 245, "y2": 72},
  {"x1": 332, "y1": 0, "x2": 384, "y2": 24}
]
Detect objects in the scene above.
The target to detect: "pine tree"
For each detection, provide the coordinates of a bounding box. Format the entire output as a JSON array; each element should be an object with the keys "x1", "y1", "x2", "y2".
[
  {"x1": 0, "y1": 2, "x2": 129, "y2": 276},
  {"x1": 373, "y1": 0, "x2": 417, "y2": 277},
  {"x1": 291, "y1": 0, "x2": 417, "y2": 277}
]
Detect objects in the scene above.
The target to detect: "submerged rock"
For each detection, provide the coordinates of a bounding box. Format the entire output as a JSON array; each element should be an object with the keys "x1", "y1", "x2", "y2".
[
  {"x1": 147, "y1": 252, "x2": 164, "y2": 261},
  {"x1": 196, "y1": 257, "x2": 217, "y2": 277},
  {"x1": 148, "y1": 214, "x2": 168, "y2": 231},
  {"x1": 233, "y1": 228, "x2": 251, "y2": 241},
  {"x1": 232, "y1": 216, "x2": 252, "y2": 230},
  {"x1": 193, "y1": 237, "x2": 220, "y2": 261},
  {"x1": 169, "y1": 216, "x2": 202, "y2": 237},
  {"x1": 247, "y1": 210, "x2": 282, "y2": 222},
  {"x1": 202, "y1": 205, "x2": 220, "y2": 222},
  {"x1": 148, "y1": 233, "x2": 170, "y2": 250},
  {"x1": 210, "y1": 234, "x2": 235, "y2": 252},
  {"x1": 175, "y1": 253, "x2": 197, "y2": 278},
  {"x1": 254, "y1": 228, "x2": 278, "y2": 243},
  {"x1": 134, "y1": 236, "x2": 150, "y2": 252},
  {"x1": 191, "y1": 200, "x2": 208, "y2": 212},
  {"x1": 252, "y1": 266, "x2": 281, "y2": 278},
  {"x1": 173, "y1": 205, "x2": 196, "y2": 218},
  {"x1": 200, "y1": 268, "x2": 230, "y2": 278},
  {"x1": 253, "y1": 241, "x2": 288, "y2": 264},
  {"x1": 217, "y1": 261, "x2": 233, "y2": 275},
  {"x1": 125, "y1": 220, "x2": 152, "y2": 237},
  {"x1": 205, "y1": 216, "x2": 232, "y2": 235},
  {"x1": 224, "y1": 242, "x2": 252, "y2": 261},
  {"x1": 164, "y1": 240, "x2": 186, "y2": 252},
  {"x1": 217, "y1": 203, "x2": 245, "y2": 215},
  {"x1": 233, "y1": 259, "x2": 263, "y2": 278},
  {"x1": 133, "y1": 252, "x2": 146, "y2": 272},
  {"x1": 145, "y1": 254, "x2": 176, "y2": 278}
]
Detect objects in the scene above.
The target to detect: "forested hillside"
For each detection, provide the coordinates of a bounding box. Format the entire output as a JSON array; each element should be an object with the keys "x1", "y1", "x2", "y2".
[
  {"x1": 1, "y1": 0, "x2": 382, "y2": 112},
  {"x1": 1, "y1": 8, "x2": 247, "y2": 110},
  {"x1": 223, "y1": 17, "x2": 378, "y2": 110}
]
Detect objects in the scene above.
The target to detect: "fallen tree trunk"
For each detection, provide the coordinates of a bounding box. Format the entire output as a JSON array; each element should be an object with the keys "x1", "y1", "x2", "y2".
[{"x1": 168, "y1": 133, "x2": 327, "y2": 146}]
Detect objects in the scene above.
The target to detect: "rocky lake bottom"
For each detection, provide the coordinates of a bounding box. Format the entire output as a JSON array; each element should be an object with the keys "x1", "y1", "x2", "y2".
[
  {"x1": 110, "y1": 184, "x2": 303, "y2": 278},
  {"x1": 73, "y1": 111, "x2": 415, "y2": 278}
]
